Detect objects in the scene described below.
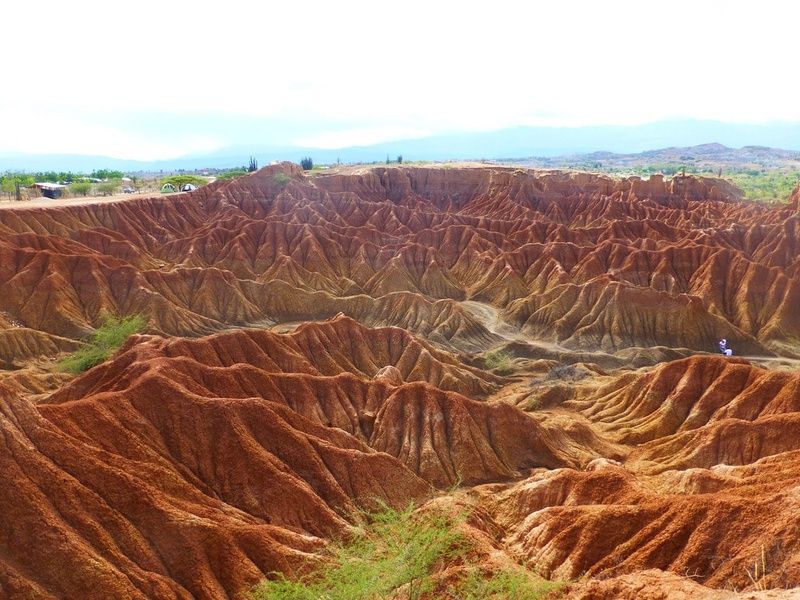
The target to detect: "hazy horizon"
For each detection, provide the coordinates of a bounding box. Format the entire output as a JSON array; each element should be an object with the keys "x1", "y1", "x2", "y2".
[{"x1": 3, "y1": 118, "x2": 800, "y2": 172}]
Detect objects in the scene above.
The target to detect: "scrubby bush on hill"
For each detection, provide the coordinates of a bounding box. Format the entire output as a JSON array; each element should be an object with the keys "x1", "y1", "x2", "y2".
[
  {"x1": 59, "y1": 314, "x2": 146, "y2": 373},
  {"x1": 96, "y1": 181, "x2": 120, "y2": 196},
  {"x1": 484, "y1": 349, "x2": 513, "y2": 375},
  {"x1": 272, "y1": 173, "x2": 292, "y2": 187},
  {"x1": 70, "y1": 181, "x2": 92, "y2": 196},
  {"x1": 254, "y1": 503, "x2": 464, "y2": 600},
  {"x1": 459, "y1": 566, "x2": 563, "y2": 599},
  {"x1": 253, "y1": 503, "x2": 561, "y2": 599},
  {"x1": 217, "y1": 168, "x2": 248, "y2": 180},
  {"x1": 727, "y1": 171, "x2": 800, "y2": 202}
]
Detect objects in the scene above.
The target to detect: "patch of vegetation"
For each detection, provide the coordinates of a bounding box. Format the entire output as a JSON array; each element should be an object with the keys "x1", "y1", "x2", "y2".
[
  {"x1": 622, "y1": 164, "x2": 800, "y2": 203},
  {"x1": 525, "y1": 397, "x2": 542, "y2": 412},
  {"x1": 1, "y1": 169, "x2": 125, "y2": 186},
  {"x1": 746, "y1": 545, "x2": 769, "y2": 591},
  {"x1": 459, "y1": 566, "x2": 564, "y2": 599},
  {"x1": 90, "y1": 169, "x2": 125, "y2": 180},
  {"x1": 631, "y1": 163, "x2": 706, "y2": 177},
  {"x1": 253, "y1": 503, "x2": 561, "y2": 600},
  {"x1": 484, "y1": 349, "x2": 514, "y2": 375},
  {"x1": 2, "y1": 170, "x2": 168, "y2": 200},
  {"x1": 725, "y1": 170, "x2": 800, "y2": 202},
  {"x1": 528, "y1": 364, "x2": 587, "y2": 389},
  {"x1": 70, "y1": 181, "x2": 93, "y2": 196},
  {"x1": 96, "y1": 181, "x2": 120, "y2": 196},
  {"x1": 253, "y1": 503, "x2": 465, "y2": 600},
  {"x1": 1, "y1": 174, "x2": 35, "y2": 200},
  {"x1": 547, "y1": 364, "x2": 586, "y2": 382},
  {"x1": 300, "y1": 157, "x2": 313, "y2": 170},
  {"x1": 272, "y1": 173, "x2": 292, "y2": 187},
  {"x1": 217, "y1": 168, "x2": 248, "y2": 180},
  {"x1": 59, "y1": 314, "x2": 146, "y2": 373}
]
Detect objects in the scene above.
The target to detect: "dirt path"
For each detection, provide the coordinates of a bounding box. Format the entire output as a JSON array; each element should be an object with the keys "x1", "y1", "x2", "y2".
[
  {"x1": 739, "y1": 355, "x2": 800, "y2": 369},
  {"x1": 461, "y1": 300, "x2": 608, "y2": 355},
  {"x1": 460, "y1": 301, "x2": 529, "y2": 342},
  {"x1": 461, "y1": 301, "x2": 800, "y2": 371}
]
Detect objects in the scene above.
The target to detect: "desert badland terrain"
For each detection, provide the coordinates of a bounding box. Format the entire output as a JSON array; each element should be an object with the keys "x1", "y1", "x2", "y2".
[{"x1": 1, "y1": 163, "x2": 799, "y2": 599}]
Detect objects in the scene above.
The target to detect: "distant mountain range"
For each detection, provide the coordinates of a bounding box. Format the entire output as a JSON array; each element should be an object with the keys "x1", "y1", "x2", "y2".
[
  {"x1": 3, "y1": 119, "x2": 800, "y2": 172},
  {"x1": 513, "y1": 142, "x2": 800, "y2": 171}
]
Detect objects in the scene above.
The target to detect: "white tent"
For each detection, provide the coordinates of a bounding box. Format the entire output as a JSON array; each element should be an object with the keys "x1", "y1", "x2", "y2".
[{"x1": 181, "y1": 183, "x2": 197, "y2": 192}]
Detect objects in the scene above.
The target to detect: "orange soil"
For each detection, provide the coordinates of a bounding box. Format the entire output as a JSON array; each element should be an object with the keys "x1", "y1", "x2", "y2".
[{"x1": 0, "y1": 166, "x2": 798, "y2": 598}]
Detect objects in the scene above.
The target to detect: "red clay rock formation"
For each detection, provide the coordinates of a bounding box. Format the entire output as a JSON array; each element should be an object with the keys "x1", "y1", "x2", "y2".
[
  {"x1": 566, "y1": 356, "x2": 800, "y2": 470},
  {"x1": 2, "y1": 165, "x2": 799, "y2": 598},
  {"x1": 47, "y1": 317, "x2": 607, "y2": 486},
  {"x1": 565, "y1": 569, "x2": 794, "y2": 599},
  {"x1": 1, "y1": 164, "x2": 798, "y2": 365},
  {"x1": 789, "y1": 182, "x2": 800, "y2": 210},
  {"x1": 0, "y1": 316, "x2": 615, "y2": 597},
  {"x1": 0, "y1": 378, "x2": 416, "y2": 599},
  {"x1": 475, "y1": 356, "x2": 800, "y2": 592}
]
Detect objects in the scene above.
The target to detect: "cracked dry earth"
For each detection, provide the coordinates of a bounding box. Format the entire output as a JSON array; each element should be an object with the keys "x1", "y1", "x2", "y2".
[{"x1": 1, "y1": 163, "x2": 799, "y2": 599}]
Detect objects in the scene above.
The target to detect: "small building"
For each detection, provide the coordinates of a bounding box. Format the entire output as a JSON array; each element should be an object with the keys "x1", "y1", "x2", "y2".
[
  {"x1": 180, "y1": 183, "x2": 197, "y2": 192},
  {"x1": 161, "y1": 183, "x2": 176, "y2": 193},
  {"x1": 34, "y1": 182, "x2": 67, "y2": 199}
]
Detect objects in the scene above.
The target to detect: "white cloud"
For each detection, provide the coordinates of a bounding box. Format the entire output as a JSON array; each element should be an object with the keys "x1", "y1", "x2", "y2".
[
  {"x1": 0, "y1": 102, "x2": 221, "y2": 159},
  {"x1": 1, "y1": 0, "x2": 798, "y2": 158}
]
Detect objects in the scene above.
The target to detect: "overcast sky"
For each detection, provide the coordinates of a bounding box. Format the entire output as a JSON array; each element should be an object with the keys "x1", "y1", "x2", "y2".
[{"x1": 2, "y1": 0, "x2": 798, "y2": 159}]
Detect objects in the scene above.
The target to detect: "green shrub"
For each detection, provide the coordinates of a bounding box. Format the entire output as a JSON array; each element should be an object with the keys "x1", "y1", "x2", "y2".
[
  {"x1": 726, "y1": 171, "x2": 800, "y2": 202},
  {"x1": 59, "y1": 314, "x2": 146, "y2": 373},
  {"x1": 254, "y1": 502, "x2": 564, "y2": 600},
  {"x1": 458, "y1": 566, "x2": 564, "y2": 599},
  {"x1": 272, "y1": 173, "x2": 291, "y2": 187},
  {"x1": 96, "y1": 181, "x2": 119, "y2": 196},
  {"x1": 253, "y1": 503, "x2": 466, "y2": 600},
  {"x1": 484, "y1": 349, "x2": 513, "y2": 375},
  {"x1": 70, "y1": 181, "x2": 92, "y2": 196},
  {"x1": 218, "y1": 168, "x2": 248, "y2": 180},
  {"x1": 90, "y1": 169, "x2": 124, "y2": 180},
  {"x1": 526, "y1": 397, "x2": 542, "y2": 412}
]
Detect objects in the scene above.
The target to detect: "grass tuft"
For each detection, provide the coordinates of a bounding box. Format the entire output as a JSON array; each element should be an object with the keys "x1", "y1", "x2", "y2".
[
  {"x1": 459, "y1": 566, "x2": 564, "y2": 599},
  {"x1": 253, "y1": 503, "x2": 563, "y2": 600},
  {"x1": 272, "y1": 173, "x2": 292, "y2": 187},
  {"x1": 546, "y1": 364, "x2": 586, "y2": 382},
  {"x1": 59, "y1": 314, "x2": 146, "y2": 373},
  {"x1": 484, "y1": 349, "x2": 514, "y2": 375},
  {"x1": 253, "y1": 503, "x2": 465, "y2": 600},
  {"x1": 526, "y1": 397, "x2": 542, "y2": 412}
]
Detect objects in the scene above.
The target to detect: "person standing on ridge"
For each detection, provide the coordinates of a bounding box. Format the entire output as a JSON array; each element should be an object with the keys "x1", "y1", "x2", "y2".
[{"x1": 719, "y1": 338, "x2": 727, "y2": 354}]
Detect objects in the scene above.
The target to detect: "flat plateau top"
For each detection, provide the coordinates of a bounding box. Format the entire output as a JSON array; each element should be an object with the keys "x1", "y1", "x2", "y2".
[{"x1": 0, "y1": 189, "x2": 179, "y2": 210}]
